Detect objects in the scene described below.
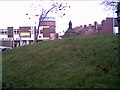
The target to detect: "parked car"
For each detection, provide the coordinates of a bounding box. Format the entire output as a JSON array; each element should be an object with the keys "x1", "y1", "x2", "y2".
[{"x1": 0, "y1": 46, "x2": 12, "y2": 52}]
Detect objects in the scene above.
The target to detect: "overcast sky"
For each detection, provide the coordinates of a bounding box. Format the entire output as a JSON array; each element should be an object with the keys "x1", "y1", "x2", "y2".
[{"x1": 0, "y1": 0, "x2": 117, "y2": 35}]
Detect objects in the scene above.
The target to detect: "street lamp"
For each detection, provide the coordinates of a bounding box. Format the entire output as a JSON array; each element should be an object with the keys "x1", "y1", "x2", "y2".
[
  {"x1": 115, "y1": 2, "x2": 120, "y2": 34},
  {"x1": 110, "y1": 2, "x2": 116, "y2": 34}
]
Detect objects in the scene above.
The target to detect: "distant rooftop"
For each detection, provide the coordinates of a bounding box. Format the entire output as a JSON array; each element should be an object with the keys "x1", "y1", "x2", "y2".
[{"x1": 40, "y1": 17, "x2": 55, "y2": 21}]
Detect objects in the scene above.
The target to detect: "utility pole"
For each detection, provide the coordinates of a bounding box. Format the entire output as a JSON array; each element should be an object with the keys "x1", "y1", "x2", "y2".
[
  {"x1": 12, "y1": 29, "x2": 14, "y2": 48},
  {"x1": 115, "y1": 2, "x2": 120, "y2": 34},
  {"x1": 110, "y1": 2, "x2": 116, "y2": 34}
]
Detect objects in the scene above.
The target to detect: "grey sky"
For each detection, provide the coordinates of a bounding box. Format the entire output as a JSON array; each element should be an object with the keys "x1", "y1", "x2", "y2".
[{"x1": 0, "y1": 0, "x2": 116, "y2": 35}]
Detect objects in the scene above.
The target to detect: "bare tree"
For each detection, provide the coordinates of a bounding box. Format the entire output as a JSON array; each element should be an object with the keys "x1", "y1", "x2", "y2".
[
  {"x1": 101, "y1": 0, "x2": 120, "y2": 34},
  {"x1": 26, "y1": 0, "x2": 70, "y2": 42},
  {"x1": 101, "y1": 0, "x2": 120, "y2": 11}
]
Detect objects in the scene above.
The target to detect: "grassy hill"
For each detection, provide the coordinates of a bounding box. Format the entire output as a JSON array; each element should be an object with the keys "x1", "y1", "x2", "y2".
[{"x1": 2, "y1": 35, "x2": 119, "y2": 88}]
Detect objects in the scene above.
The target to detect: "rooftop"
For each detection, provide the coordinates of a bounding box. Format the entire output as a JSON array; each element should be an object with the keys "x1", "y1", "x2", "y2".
[{"x1": 40, "y1": 17, "x2": 55, "y2": 21}]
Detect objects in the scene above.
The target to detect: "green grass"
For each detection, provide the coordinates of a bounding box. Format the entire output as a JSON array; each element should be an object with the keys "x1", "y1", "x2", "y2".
[{"x1": 2, "y1": 35, "x2": 119, "y2": 88}]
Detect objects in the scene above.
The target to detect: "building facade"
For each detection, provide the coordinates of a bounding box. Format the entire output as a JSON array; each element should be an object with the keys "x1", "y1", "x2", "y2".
[
  {"x1": 0, "y1": 26, "x2": 36, "y2": 48},
  {"x1": 66, "y1": 17, "x2": 118, "y2": 37},
  {"x1": 38, "y1": 17, "x2": 57, "y2": 41},
  {"x1": 0, "y1": 17, "x2": 58, "y2": 48}
]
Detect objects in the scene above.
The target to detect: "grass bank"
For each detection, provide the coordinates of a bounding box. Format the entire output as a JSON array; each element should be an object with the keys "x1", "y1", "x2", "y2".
[{"x1": 2, "y1": 35, "x2": 119, "y2": 88}]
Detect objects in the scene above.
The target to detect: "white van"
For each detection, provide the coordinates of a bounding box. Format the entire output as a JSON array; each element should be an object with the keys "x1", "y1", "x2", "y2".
[{"x1": 0, "y1": 46, "x2": 12, "y2": 52}]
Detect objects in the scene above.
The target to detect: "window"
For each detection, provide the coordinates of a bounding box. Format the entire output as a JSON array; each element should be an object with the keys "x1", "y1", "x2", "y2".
[
  {"x1": 40, "y1": 30, "x2": 43, "y2": 33},
  {"x1": 16, "y1": 30, "x2": 19, "y2": 34},
  {"x1": 14, "y1": 31, "x2": 16, "y2": 33},
  {"x1": 14, "y1": 29, "x2": 19, "y2": 35},
  {"x1": 4, "y1": 31, "x2": 7, "y2": 34},
  {"x1": 0, "y1": 29, "x2": 7, "y2": 35}
]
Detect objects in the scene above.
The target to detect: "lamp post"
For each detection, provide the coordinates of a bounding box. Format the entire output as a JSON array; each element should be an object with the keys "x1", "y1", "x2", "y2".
[
  {"x1": 115, "y1": 2, "x2": 120, "y2": 34},
  {"x1": 110, "y1": 2, "x2": 116, "y2": 34}
]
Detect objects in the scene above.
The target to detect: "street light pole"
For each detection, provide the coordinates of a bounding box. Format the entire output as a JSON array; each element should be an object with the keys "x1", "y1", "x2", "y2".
[
  {"x1": 115, "y1": 2, "x2": 120, "y2": 34},
  {"x1": 110, "y1": 2, "x2": 116, "y2": 34},
  {"x1": 112, "y1": 5, "x2": 115, "y2": 34}
]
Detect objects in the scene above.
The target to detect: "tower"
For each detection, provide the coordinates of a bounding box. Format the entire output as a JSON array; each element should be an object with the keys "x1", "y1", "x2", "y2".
[{"x1": 63, "y1": 20, "x2": 76, "y2": 37}]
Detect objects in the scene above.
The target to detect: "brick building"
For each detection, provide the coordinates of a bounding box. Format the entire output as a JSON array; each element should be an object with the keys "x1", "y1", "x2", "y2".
[
  {"x1": 100, "y1": 17, "x2": 118, "y2": 35},
  {"x1": 70, "y1": 17, "x2": 118, "y2": 36},
  {"x1": 0, "y1": 26, "x2": 35, "y2": 47},
  {"x1": 38, "y1": 17, "x2": 58, "y2": 41},
  {"x1": 0, "y1": 17, "x2": 58, "y2": 48}
]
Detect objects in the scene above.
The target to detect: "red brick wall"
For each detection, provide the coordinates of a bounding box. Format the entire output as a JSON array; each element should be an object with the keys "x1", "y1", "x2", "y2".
[
  {"x1": 40, "y1": 21, "x2": 56, "y2": 37},
  {"x1": 1, "y1": 41, "x2": 12, "y2": 47},
  {"x1": 100, "y1": 18, "x2": 113, "y2": 35},
  {"x1": 19, "y1": 27, "x2": 31, "y2": 37},
  {"x1": 19, "y1": 27, "x2": 31, "y2": 32},
  {"x1": 87, "y1": 29, "x2": 98, "y2": 35},
  {"x1": 40, "y1": 21, "x2": 55, "y2": 27},
  {"x1": 7, "y1": 27, "x2": 13, "y2": 37},
  {"x1": 43, "y1": 28, "x2": 50, "y2": 37}
]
